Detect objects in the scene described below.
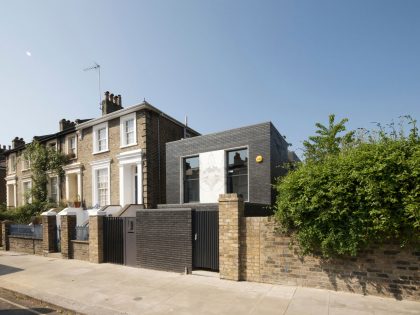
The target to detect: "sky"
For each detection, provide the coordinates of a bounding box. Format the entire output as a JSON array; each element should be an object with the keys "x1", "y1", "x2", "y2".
[{"x1": 1, "y1": 0, "x2": 419, "y2": 157}]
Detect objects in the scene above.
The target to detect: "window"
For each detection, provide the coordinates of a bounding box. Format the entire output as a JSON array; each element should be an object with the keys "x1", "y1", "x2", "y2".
[
  {"x1": 48, "y1": 142, "x2": 57, "y2": 151},
  {"x1": 93, "y1": 122, "x2": 108, "y2": 153},
  {"x1": 9, "y1": 154, "x2": 16, "y2": 173},
  {"x1": 227, "y1": 148, "x2": 248, "y2": 200},
  {"x1": 22, "y1": 155, "x2": 31, "y2": 170},
  {"x1": 120, "y1": 113, "x2": 136, "y2": 147},
  {"x1": 183, "y1": 156, "x2": 199, "y2": 203},
  {"x1": 91, "y1": 159, "x2": 111, "y2": 207},
  {"x1": 50, "y1": 177, "x2": 58, "y2": 203},
  {"x1": 68, "y1": 136, "x2": 77, "y2": 157},
  {"x1": 96, "y1": 168, "x2": 109, "y2": 206},
  {"x1": 22, "y1": 180, "x2": 32, "y2": 204}
]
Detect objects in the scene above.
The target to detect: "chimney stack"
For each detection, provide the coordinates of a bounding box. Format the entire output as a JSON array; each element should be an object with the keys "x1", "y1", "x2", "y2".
[
  {"x1": 59, "y1": 119, "x2": 75, "y2": 131},
  {"x1": 12, "y1": 137, "x2": 25, "y2": 149},
  {"x1": 101, "y1": 91, "x2": 123, "y2": 116}
]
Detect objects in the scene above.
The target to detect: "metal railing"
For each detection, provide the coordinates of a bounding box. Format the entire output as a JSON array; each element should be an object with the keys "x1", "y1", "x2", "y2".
[
  {"x1": 74, "y1": 226, "x2": 89, "y2": 241},
  {"x1": 9, "y1": 224, "x2": 43, "y2": 239}
]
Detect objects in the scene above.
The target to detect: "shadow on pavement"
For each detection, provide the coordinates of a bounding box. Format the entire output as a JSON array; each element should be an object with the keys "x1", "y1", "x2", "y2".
[{"x1": 0, "y1": 264, "x2": 23, "y2": 276}]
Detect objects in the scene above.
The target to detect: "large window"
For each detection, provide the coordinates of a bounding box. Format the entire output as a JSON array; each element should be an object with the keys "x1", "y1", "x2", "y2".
[
  {"x1": 227, "y1": 148, "x2": 248, "y2": 200},
  {"x1": 96, "y1": 168, "x2": 109, "y2": 206},
  {"x1": 22, "y1": 155, "x2": 31, "y2": 170},
  {"x1": 93, "y1": 122, "x2": 108, "y2": 154},
  {"x1": 120, "y1": 113, "x2": 136, "y2": 147},
  {"x1": 9, "y1": 154, "x2": 16, "y2": 174},
  {"x1": 68, "y1": 136, "x2": 77, "y2": 157},
  {"x1": 50, "y1": 177, "x2": 58, "y2": 203},
  {"x1": 22, "y1": 180, "x2": 32, "y2": 204},
  {"x1": 183, "y1": 156, "x2": 199, "y2": 203}
]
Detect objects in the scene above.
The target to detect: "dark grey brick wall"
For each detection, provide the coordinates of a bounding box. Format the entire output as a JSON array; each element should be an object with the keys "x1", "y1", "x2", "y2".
[
  {"x1": 136, "y1": 209, "x2": 192, "y2": 273},
  {"x1": 270, "y1": 124, "x2": 290, "y2": 204},
  {"x1": 166, "y1": 122, "x2": 288, "y2": 205},
  {"x1": 158, "y1": 203, "x2": 218, "y2": 212}
]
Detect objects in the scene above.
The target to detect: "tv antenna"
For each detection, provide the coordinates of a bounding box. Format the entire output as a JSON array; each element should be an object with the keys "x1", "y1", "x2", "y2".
[{"x1": 83, "y1": 62, "x2": 101, "y2": 109}]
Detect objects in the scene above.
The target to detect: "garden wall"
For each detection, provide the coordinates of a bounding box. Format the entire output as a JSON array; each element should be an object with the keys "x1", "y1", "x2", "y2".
[
  {"x1": 219, "y1": 194, "x2": 420, "y2": 301},
  {"x1": 71, "y1": 240, "x2": 89, "y2": 261},
  {"x1": 8, "y1": 236, "x2": 43, "y2": 255}
]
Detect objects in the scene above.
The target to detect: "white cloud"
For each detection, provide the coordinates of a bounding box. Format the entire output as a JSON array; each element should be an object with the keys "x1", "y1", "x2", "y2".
[{"x1": 26, "y1": 51, "x2": 32, "y2": 57}]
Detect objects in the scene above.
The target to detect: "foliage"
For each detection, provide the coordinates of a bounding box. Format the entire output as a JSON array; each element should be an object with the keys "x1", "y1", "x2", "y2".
[
  {"x1": 274, "y1": 116, "x2": 420, "y2": 257},
  {"x1": 303, "y1": 114, "x2": 355, "y2": 162},
  {"x1": 0, "y1": 201, "x2": 63, "y2": 224},
  {"x1": 24, "y1": 141, "x2": 68, "y2": 203}
]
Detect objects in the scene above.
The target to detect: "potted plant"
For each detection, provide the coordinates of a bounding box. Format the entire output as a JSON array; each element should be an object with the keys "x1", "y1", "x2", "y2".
[{"x1": 73, "y1": 195, "x2": 81, "y2": 208}]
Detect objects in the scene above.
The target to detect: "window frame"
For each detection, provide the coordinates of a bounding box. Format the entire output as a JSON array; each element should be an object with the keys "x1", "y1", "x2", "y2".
[
  {"x1": 22, "y1": 179, "x2": 32, "y2": 205},
  {"x1": 91, "y1": 159, "x2": 111, "y2": 207},
  {"x1": 92, "y1": 122, "x2": 109, "y2": 154},
  {"x1": 22, "y1": 153, "x2": 31, "y2": 171},
  {"x1": 226, "y1": 147, "x2": 249, "y2": 202},
  {"x1": 120, "y1": 113, "x2": 137, "y2": 148},
  {"x1": 48, "y1": 176, "x2": 59, "y2": 204},
  {"x1": 67, "y1": 135, "x2": 77, "y2": 158},
  {"x1": 9, "y1": 154, "x2": 16, "y2": 174},
  {"x1": 182, "y1": 155, "x2": 200, "y2": 203}
]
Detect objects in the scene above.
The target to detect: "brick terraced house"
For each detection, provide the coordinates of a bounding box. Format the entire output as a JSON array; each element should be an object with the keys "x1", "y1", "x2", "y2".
[
  {"x1": 74, "y1": 92, "x2": 199, "y2": 209},
  {"x1": 4, "y1": 92, "x2": 199, "y2": 210},
  {"x1": 3, "y1": 119, "x2": 85, "y2": 208}
]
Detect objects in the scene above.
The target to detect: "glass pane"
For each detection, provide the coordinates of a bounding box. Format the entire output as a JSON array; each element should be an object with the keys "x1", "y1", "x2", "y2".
[
  {"x1": 227, "y1": 149, "x2": 248, "y2": 200},
  {"x1": 96, "y1": 169, "x2": 108, "y2": 206},
  {"x1": 184, "y1": 156, "x2": 199, "y2": 202}
]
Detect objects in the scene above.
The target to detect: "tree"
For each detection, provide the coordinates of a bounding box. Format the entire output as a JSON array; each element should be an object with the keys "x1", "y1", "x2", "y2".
[
  {"x1": 24, "y1": 141, "x2": 68, "y2": 203},
  {"x1": 303, "y1": 114, "x2": 355, "y2": 162}
]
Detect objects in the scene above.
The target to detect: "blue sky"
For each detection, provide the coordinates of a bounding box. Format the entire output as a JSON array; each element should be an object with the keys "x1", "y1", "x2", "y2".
[{"x1": 1, "y1": 0, "x2": 419, "y2": 157}]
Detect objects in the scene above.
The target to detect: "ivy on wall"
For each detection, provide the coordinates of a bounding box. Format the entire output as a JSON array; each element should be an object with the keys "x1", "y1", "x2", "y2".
[{"x1": 24, "y1": 140, "x2": 68, "y2": 203}]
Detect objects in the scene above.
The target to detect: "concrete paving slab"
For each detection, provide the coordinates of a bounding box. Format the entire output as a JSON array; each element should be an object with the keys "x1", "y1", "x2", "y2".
[{"x1": 0, "y1": 251, "x2": 419, "y2": 315}]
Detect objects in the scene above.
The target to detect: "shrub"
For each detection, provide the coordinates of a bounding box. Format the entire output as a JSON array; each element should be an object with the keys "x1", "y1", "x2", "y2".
[{"x1": 274, "y1": 116, "x2": 420, "y2": 257}]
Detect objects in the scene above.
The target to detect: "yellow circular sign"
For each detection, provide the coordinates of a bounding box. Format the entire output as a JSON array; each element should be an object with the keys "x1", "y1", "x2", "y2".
[{"x1": 256, "y1": 155, "x2": 263, "y2": 163}]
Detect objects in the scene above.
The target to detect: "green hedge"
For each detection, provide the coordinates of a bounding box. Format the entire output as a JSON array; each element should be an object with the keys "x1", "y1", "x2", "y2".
[{"x1": 274, "y1": 117, "x2": 420, "y2": 257}]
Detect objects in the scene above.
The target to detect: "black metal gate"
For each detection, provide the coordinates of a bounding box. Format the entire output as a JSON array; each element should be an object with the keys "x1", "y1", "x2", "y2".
[
  {"x1": 103, "y1": 217, "x2": 124, "y2": 264},
  {"x1": 193, "y1": 210, "x2": 219, "y2": 271}
]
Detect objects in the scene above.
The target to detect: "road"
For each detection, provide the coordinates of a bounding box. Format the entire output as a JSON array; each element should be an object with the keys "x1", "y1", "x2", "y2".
[{"x1": 0, "y1": 288, "x2": 77, "y2": 315}]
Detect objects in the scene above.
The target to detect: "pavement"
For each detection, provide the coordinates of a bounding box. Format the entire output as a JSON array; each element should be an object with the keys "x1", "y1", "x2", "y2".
[{"x1": 0, "y1": 251, "x2": 419, "y2": 315}]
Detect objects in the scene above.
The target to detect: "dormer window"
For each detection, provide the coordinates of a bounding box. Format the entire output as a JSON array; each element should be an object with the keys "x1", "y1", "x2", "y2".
[
  {"x1": 93, "y1": 122, "x2": 109, "y2": 154},
  {"x1": 120, "y1": 113, "x2": 137, "y2": 147}
]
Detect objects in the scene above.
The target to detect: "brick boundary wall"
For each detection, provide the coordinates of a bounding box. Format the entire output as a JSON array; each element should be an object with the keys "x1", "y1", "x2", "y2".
[
  {"x1": 61, "y1": 215, "x2": 76, "y2": 259},
  {"x1": 8, "y1": 236, "x2": 43, "y2": 255},
  {"x1": 71, "y1": 240, "x2": 90, "y2": 261},
  {"x1": 89, "y1": 215, "x2": 104, "y2": 263},
  {"x1": 136, "y1": 209, "x2": 192, "y2": 273},
  {"x1": 1, "y1": 221, "x2": 11, "y2": 250},
  {"x1": 219, "y1": 194, "x2": 420, "y2": 301},
  {"x1": 42, "y1": 214, "x2": 57, "y2": 253}
]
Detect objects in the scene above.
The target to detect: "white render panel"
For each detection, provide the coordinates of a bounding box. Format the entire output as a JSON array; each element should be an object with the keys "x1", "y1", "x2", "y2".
[{"x1": 199, "y1": 150, "x2": 225, "y2": 203}]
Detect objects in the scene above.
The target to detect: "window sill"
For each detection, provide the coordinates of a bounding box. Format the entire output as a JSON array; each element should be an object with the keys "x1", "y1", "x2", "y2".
[
  {"x1": 120, "y1": 143, "x2": 138, "y2": 149},
  {"x1": 93, "y1": 150, "x2": 109, "y2": 155}
]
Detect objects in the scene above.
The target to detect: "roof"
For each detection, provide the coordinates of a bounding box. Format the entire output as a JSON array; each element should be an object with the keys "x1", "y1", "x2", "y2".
[
  {"x1": 3, "y1": 119, "x2": 91, "y2": 155},
  {"x1": 76, "y1": 101, "x2": 200, "y2": 135}
]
